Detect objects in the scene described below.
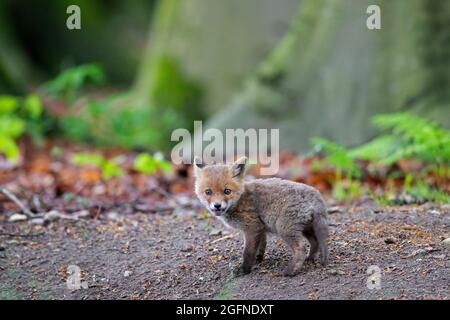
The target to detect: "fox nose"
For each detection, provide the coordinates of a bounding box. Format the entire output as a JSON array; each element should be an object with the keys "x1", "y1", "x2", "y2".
[{"x1": 213, "y1": 203, "x2": 222, "y2": 209}]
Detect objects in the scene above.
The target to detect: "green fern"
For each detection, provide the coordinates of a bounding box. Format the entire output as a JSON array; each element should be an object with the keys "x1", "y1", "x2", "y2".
[
  {"x1": 42, "y1": 64, "x2": 104, "y2": 103},
  {"x1": 311, "y1": 137, "x2": 361, "y2": 179},
  {"x1": 311, "y1": 112, "x2": 450, "y2": 203},
  {"x1": 72, "y1": 152, "x2": 123, "y2": 180},
  {"x1": 133, "y1": 152, "x2": 172, "y2": 175},
  {"x1": 370, "y1": 113, "x2": 450, "y2": 166},
  {"x1": 0, "y1": 94, "x2": 43, "y2": 162}
]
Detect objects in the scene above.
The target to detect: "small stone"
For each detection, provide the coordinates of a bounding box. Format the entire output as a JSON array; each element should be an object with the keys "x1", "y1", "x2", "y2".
[
  {"x1": 93, "y1": 185, "x2": 106, "y2": 195},
  {"x1": 327, "y1": 206, "x2": 343, "y2": 214},
  {"x1": 327, "y1": 269, "x2": 345, "y2": 276},
  {"x1": 124, "y1": 270, "x2": 132, "y2": 277},
  {"x1": 428, "y1": 210, "x2": 441, "y2": 217},
  {"x1": 209, "y1": 229, "x2": 222, "y2": 236},
  {"x1": 335, "y1": 241, "x2": 348, "y2": 247},
  {"x1": 73, "y1": 210, "x2": 90, "y2": 218},
  {"x1": 106, "y1": 212, "x2": 119, "y2": 221},
  {"x1": 414, "y1": 249, "x2": 427, "y2": 256},
  {"x1": 433, "y1": 254, "x2": 445, "y2": 260},
  {"x1": 398, "y1": 233, "x2": 408, "y2": 240},
  {"x1": 45, "y1": 210, "x2": 62, "y2": 222},
  {"x1": 396, "y1": 193, "x2": 415, "y2": 205},
  {"x1": 328, "y1": 269, "x2": 338, "y2": 276},
  {"x1": 412, "y1": 247, "x2": 436, "y2": 257},
  {"x1": 181, "y1": 245, "x2": 193, "y2": 252},
  {"x1": 8, "y1": 213, "x2": 28, "y2": 222},
  {"x1": 443, "y1": 238, "x2": 450, "y2": 246},
  {"x1": 384, "y1": 237, "x2": 396, "y2": 244},
  {"x1": 29, "y1": 218, "x2": 45, "y2": 226}
]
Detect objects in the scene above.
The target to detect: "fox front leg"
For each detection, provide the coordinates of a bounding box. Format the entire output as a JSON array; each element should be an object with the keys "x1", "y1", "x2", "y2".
[{"x1": 233, "y1": 232, "x2": 263, "y2": 277}]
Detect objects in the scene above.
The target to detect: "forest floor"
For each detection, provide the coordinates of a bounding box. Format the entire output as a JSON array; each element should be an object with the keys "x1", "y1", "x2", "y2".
[
  {"x1": 0, "y1": 144, "x2": 449, "y2": 299},
  {"x1": 1, "y1": 202, "x2": 449, "y2": 300}
]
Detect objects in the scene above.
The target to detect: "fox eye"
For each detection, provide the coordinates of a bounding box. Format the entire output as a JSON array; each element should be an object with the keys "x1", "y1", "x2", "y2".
[
  {"x1": 224, "y1": 188, "x2": 232, "y2": 195},
  {"x1": 205, "y1": 189, "x2": 212, "y2": 196}
]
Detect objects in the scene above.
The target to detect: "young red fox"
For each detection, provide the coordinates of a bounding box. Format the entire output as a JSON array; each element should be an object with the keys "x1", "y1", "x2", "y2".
[{"x1": 194, "y1": 156, "x2": 329, "y2": 277}]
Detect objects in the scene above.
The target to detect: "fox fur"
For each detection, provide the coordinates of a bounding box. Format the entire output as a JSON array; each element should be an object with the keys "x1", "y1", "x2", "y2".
[{"x1": 194, "y1": 156, "x2": 329, "y2": 276}]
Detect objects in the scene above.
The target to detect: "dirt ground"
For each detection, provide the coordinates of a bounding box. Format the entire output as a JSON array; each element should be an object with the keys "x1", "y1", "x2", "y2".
[{"x1": 0, "y1": 203, "x2": 449, "y2": 300}]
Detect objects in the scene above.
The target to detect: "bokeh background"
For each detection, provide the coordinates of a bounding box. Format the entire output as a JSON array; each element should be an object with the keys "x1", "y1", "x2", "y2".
[
  {"x1": 0, "y1": 0, "x2": 449, "y2": 204},
  {"x1": 2, "y1": 0, "x2": 449, "y2": 150}
]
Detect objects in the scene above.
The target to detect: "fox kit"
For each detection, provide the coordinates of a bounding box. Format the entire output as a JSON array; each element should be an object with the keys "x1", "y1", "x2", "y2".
[{"x1": 194, "y1": 157, "x2": 329, "y2": 277}]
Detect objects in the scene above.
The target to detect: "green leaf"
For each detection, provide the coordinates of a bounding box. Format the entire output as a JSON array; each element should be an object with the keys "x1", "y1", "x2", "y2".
[
  {"x1": 24, "y1": 94, "x2": 42, "y2": 118},
  {"x1": 72, "y1": 153, "x2": 104, "y2": 167},
  {"x1": 0, "y1": 116, "x2": 26, "y2": 138},
  {"x1": 42, "y1": 63, "x2": 105, "y2": 100},
  {"x1": 134, "y1": 152, "x2": 172, "y2": 174},
  {"x1": 72, "y1": 152, "x2": 123, "y2": 180},
  {"x1": 311, "y1": 137, "x2": 360, "y2": 178},
  {"x1": 60, "y1": 116, "x2": 91, "y2": 141},
  {"x1": 134, "y1": 153, "x2": 157, "y2": 174},
  {"x1": 349, "y1": 135, "x2": 397, "y2": 161},
  {"x1": 0, "y1": 95, "x2": 18, "y2": 114},
  {"x1": 101, "y1": 161, "x2": 123, "y2": 179},
  {"x1": 0, "y1": 136, "x2": 20, "y2": 162}
]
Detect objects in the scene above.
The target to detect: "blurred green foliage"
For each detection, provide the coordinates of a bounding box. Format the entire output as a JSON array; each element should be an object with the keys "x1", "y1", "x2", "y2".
[
  {"x1": 312, "y1": 112, "x2": 450, "y2": 203},
  {"x1": 0, "y1": 94, "x2": 43, "y2": 162},
  {"x1": 41, "y1": 63, "x2": 197, "y2": 151},
  {"x1": 71, "y1": 151, "x2": 173, "y2": 180},
  {"x1": 351, "y1": 113, "x2": 450, "y2": 174},
  {"x1": 42, "y1": 63, "x2": 104, "y2": 103},
  {"x1": 311, "y1": 137, "x2": 362, "y2": 201},
  {"x1": 133, "y1": 152, "x2": 172, "y2": 174},
  {"x1": 1, "y1": 63, "x2": 193, "y2": 162},
  {"x1": 72, "y1": 152, "x2": 124, "y2": 180}
]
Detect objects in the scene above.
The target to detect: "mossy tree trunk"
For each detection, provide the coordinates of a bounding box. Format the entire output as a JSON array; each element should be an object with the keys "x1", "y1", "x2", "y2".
[
  {"x1": 132, "y1": 0, "x2": 300, "y2": 115},
  {"x1": 206, "y1": 0, "x2": 450, "y2": 152}
]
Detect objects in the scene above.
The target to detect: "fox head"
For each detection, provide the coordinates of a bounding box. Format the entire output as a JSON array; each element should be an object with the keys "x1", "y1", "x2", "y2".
[{"x1": 193, "y1": 156, "x2": 248, "y2": 216}]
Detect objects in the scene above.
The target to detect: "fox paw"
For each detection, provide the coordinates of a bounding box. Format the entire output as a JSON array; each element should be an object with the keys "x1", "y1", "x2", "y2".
[
  {"x1": 232, "y1": 265, "x2": 251, "y2": 277},
  {"x1": 256, "y1": 254, "x2": 264, "y2": 263},
  {"x1": 282, "y1": 264, "x2": 300, "y2": 277}
]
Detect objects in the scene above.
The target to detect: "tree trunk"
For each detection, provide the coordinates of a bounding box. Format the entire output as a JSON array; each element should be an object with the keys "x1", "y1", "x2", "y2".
[
  {"x1": 205, "y1": 0, "x2": 450, "y2": 152},
  {"x1": 133, "y1": 0, "x2": 300, "y2": 115}
]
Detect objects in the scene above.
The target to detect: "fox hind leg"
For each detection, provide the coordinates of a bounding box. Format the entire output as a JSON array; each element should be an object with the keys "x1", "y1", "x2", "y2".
[
  {"x1": 313, "y1": 215, "x2": 329, "y2": 266},
  {"x1": 303, "y1": 230, "x2": 319, "y2": 263},
  {"x1": 256, "y1": 233, "x2": 267, "y2": 263},
  {"x1": 281, "y1": 235, "x2": 305, "y2": 277}
]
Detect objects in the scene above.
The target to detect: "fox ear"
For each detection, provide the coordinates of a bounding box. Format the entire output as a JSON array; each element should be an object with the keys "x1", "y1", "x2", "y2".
[
  {"x1": 193, "y1": 157, "x2": 205, "y2": 177},
  {"x1": 231, "y1": 157, "x2": 247, "y2": 178}
]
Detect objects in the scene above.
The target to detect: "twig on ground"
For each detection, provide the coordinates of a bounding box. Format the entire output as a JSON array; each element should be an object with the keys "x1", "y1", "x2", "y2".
[
  {"x1": 0, "y1": 231, "x2": 45, "y2": 238},
  {"x1": 0, "y1": 188, "x2": 35, "y2": 218},
  {"x1": 151, "y1": 186, "x2": 183, "y2": 205},
  {"x1": 150, "y1": 186, "x2": 196, "y2": 210},
  {"x1": 94, "y1": 205, "x2": 102, "y2": 219},
  {"x1": 32, "y1": 194, "x2": 43, "y2": 212},
  {"x1": 209, "y1": 232, "x2": 239, "y2": 244}
]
